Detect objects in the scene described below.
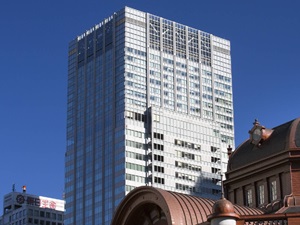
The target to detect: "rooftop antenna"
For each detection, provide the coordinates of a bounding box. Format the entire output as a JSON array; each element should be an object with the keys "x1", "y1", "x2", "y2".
[
  {"x1": 12, "y1": 184, "x2": 16, "y2": 192},
  {"x1": 220, "y1": 173, "x2": 224, "y2": 199}
]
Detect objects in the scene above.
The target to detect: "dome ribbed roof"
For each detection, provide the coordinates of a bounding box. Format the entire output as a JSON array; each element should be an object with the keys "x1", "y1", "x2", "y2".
[
  {"x1": 111, "y1": 186, "x2": 263, "y2": 225},
  {"x1": 208, "y1": 198, "x2": 239, "y2": 221},
  {"x1": 213, "y1": 198, "x2": 235, "y2": 214}
]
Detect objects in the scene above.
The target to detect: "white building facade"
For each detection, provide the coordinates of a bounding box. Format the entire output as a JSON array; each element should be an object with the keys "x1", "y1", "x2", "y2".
[
  {"x1": 0, "y1": 189, "x2": 64, "y2": 225},
  {"x1": 65, "y1": 6, "x2": 234, "y2": 225}
]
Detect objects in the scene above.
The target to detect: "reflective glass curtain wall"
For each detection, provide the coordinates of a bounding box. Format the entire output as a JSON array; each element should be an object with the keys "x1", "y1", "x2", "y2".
[{"x1": 66, "y1": 12, "x2": 127, "y2": 225}]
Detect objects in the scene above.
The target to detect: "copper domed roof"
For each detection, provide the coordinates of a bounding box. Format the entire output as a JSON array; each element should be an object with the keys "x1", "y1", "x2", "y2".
[
  {"x1": 208, "y1": 198, "x2": 239, "y2": 221},
  {"x1": 213, "y1": 198, "x2": 235, "y2": 214},
  {"x1": 228, "y1": 118, "x2": 300, "y2": 171},
  {"x1": 111, "y1": 186, "x2": 263, "y2": 225}
]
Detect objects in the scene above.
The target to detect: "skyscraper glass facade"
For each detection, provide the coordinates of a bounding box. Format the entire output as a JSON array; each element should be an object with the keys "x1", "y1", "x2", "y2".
[{"x1": 65, "y1": 6, "x2": 233, "y2": 225}]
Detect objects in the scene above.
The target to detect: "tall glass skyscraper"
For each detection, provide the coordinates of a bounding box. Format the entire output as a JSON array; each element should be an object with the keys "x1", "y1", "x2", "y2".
[{"x1": 65, "y1": 6, "x2": 234, "y2": 225}]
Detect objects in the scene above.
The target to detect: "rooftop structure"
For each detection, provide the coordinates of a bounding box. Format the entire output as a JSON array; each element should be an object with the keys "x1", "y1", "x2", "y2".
[{"x1": 225, "y1": 118, "x2": 300, "y2": 212}]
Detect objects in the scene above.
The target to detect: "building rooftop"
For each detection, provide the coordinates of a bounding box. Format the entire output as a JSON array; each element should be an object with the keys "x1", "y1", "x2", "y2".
[{"x1": 228, "y1": 117, "x2": 300, "y2": 171}]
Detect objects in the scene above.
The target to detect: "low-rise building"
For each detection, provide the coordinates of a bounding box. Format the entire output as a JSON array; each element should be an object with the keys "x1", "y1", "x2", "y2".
[{"x1": 0, "y1": 186, "x2": 65, "y2": 225}]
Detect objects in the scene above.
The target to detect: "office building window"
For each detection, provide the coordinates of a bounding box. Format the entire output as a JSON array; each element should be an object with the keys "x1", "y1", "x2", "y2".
[
  {"x1": 153, "y1": 132, "x2": 164, "y2": 140},
  {"x1": 153, "y1": 154, "x2": 164, "y2": 162},
  {"x1": 154, "y1": 165, "x2": 164, "y2": 173},
  {"x1": 154, "y1": 177, "x2": 165, "y2": 184},
  {"x1": 154, "y1": 143, "x2": 164, "y2": 151}
]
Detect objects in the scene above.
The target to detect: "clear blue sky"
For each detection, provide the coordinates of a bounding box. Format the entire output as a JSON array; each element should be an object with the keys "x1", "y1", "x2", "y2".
[{"x1": 1, "y1": 0, "x2": 299, "y2": 211}]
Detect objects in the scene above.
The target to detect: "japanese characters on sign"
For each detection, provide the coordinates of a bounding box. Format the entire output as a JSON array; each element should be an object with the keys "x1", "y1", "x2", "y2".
[{"x1": 16, "y1": 194, "x2": 57, "y2": 210}]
